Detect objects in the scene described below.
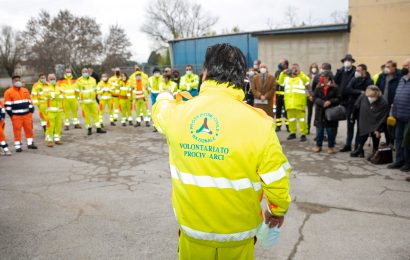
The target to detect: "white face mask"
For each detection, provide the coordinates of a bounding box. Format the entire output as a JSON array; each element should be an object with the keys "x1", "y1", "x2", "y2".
[
  {"x1": 83, "y1": 73, "x2": 89, "y2": 78},
  {"x1": 253, "y1": 64, "x2": 259, "y2": 69},
  {"x1": 121, "y1": 77, "x2": 126, "y2": 81},
  {"x1": 136, "y1": 76, "x2": 141, "y2": 80},
  {"x1": 65, "y1": 73, "x2": 72, "y2": 77},
  {"x1": 14, "y1": 81, "x2": 22, "y2": 87},
  {"x1": 102, "y1": 77, "x2": 108, "y2": 82},
  {"x1": 368, "y1": 97, "x2": 377, "y2": 104},
  {"x1": 40, "y1": 79, "x2": 46, "y2": 84},
  {"x1": 186, "y1": 70, "x2": 192, "y2": 75},
  {"x1": 154, "y1": 72, "x2": 160, "y2": 77},
  {"x1": 384, "y1": 67, "x2": 390, "y2": 74},
  {"x1": 50, "y1": 80, "x2": 56, "y2": 85},
  {"x1": 311, "y1": 68, "x2": 318, "y2": 74},
  {"x1": 344, "y1": 61, "x2": 352, "y2": 68},
  {"x1": 260, "y1": 68, "x2": 267, "y2": 74},
  {"x1": 248, "y1": 71, "x2": 255, "y2": 77},
  {"x1": 354, "y1": 71, "x2": 362, "y2": 78}
]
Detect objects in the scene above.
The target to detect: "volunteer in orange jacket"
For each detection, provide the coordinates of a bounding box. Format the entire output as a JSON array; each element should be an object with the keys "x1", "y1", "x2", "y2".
[{"x1": 4, "y1": 75, "x2": 38, "y2": 152}]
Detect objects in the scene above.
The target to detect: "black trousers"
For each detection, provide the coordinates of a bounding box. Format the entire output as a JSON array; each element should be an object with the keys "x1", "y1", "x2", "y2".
[
  {"x1": 307, "y1": 99, "x2": 314, "y2": 131},
  {"x1": 275, "y1": 95, "x2": 287, "y2": 127},
  {"x1": 360, "y1": 132, "x2": 380, "y2": 152}
]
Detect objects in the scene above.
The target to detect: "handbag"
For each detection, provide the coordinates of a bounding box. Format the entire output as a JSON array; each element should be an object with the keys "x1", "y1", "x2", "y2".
[
  {"x1": 370, "y1": 145, "x2": 393, "y2": 165},
  {"x1": 325, "y1": 105, "x2": 346, "y2": 121}
]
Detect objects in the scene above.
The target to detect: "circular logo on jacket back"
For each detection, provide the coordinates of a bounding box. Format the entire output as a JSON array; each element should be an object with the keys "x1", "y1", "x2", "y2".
[{"x1": 190, "y1": 113, "x2": 220, "y2": 143}]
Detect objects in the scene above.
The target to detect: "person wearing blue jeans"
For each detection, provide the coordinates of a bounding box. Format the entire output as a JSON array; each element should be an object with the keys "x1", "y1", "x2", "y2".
[
  {"x1": 312, "y1": 71, "x2": 339, "y2": 154},
  {"x1": 388, "y1": 61, "x2": 410, "y2": 172}
]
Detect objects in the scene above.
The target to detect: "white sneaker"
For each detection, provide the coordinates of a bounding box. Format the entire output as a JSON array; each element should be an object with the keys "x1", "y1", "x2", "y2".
[{"x1": 2, "y1": 150, "x2": 12, "y2": 156}]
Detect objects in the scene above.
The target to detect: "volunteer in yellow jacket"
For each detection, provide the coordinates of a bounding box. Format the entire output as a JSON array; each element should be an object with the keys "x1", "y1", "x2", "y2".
[
  {"x1": 97, "y1": 73, "x2": 114, "y2": 126},
  {"x1": 179, "y1": 65, "x2": 200, "y2": 97},
  {"x1": 109, "y1": 67, "x2": 122, "y2": 122},
  {"x1": 31, "y1": 73, "x2": 48, "y2": 132},
  {"x1": 44, "y1": 74, "x2": 64, "y2": 147},
  {"x1": 57, "y1": 68, "x2": 81, "y2": 130},
  {"x1": 118, "y1": 73, "x2": 132, "y2": 126},
  {"x1": 152, "y1": 44, "x2": 291, "y2": 260},
  {"x1": 277, "y1": 64, "x2": 310, "y2": 142},
  {"x1": 75, "y1": 68, "x2": 107, "y2": 135},
  {"x1": 159, "y1": 74, "x2": 178, "y2": 95}
]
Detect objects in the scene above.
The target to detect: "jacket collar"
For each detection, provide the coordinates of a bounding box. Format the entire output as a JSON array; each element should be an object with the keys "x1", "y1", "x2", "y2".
[{"x1": 199, "y1": 80, "x2": 245, "y2": 101}]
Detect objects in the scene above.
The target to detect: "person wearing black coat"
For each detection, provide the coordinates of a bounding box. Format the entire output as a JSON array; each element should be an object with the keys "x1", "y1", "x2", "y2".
[
  {"x1": 340, "y1": 64, "x2": 374, "y2": 152},
  {"x1": 312, "y1": 71, "x2": 340, "y2": 154},
  {"x1": 376, "y1": 61, "x2": 402, "y2": 145},
  {"x1": 334, "y1": 54, "x2": 356, "y2": 106},
  {"x1": 351, "y1": 86, "x2": 389, "y2": 158}
]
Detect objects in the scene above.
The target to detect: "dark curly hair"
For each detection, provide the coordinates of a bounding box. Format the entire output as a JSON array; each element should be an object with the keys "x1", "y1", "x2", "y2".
[{"x1": 203, "y1": 43, "x2": 247, "y2": 89}]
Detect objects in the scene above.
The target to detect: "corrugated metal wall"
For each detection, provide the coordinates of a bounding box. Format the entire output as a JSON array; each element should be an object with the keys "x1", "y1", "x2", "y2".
[{"x1": 170, "y1": 33, "x2": 258, "y2": 73}]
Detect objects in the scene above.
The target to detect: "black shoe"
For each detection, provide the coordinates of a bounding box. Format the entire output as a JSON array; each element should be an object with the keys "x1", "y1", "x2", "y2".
[
  {"x1": 275, "y1": 126, "x2": 281, "y2": 132},
  {"x1": 16, "y1": 148, "x2": 22, "y2": 152},
  {"x1": 101, "y1": 123, "x2": 104, "y2": 128},
  {"x1": 97, "y1": 128, "x2": 107, "y2": 134},
  {"x1": 134, "y1": 122, "x2": 141, "y2": 127},
  {"x1": 42, "y1": 126, "x2": 46, "y2": 132},
  {"x1": 388, "y1": 161, "x2": 405, "y2": 169},
  {"x1": 122, "y1": 123, "x2": 126, "y2": 127},
  {"x1": 110, "y1": 122, "x2": 116, "y2": 126},
  {"x1": 314, "y1": 137, "x2": 317, "y2": 141},
  {"x1": 300, "y1": 135, "x2": 307, "y2": 142},
  {"x1": 350, "y1": 145, "x2": 364, "y2": 158},
  {"x1": 399, "y1": 164, "x2": 410, "y2": 172},
  {"x1": 64, "y1": 126, "x2": 69, "y2": 131},
  {"x1": 87, "y1": 128, "x2": 92, "y2": 135},
  {"x1": 129, "y1": 121, "x2": 133, "y2": 126},
  {"x1": 27, "y1": 144, "x2": 38, "y2": 149},
  {"x1": 153, "y1": 127, "x2": 158, "y2": 132},
  {"x1": 286, "y1": 125, "x2": 290, "y2": 132},
  {"x1": 287, "y1": 134, "x2": 296, "y2": 140},
  {"x1": 339, "y1": 145, "x2": 352, "y2": 152},
  {"x1": 146, "y1": 121, "x2": 150, "y2": 127}
]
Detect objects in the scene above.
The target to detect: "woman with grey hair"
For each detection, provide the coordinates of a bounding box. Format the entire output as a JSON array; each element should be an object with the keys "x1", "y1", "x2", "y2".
[{"x1": 351, "y1": 85, "x2": 389, "y2": 158}]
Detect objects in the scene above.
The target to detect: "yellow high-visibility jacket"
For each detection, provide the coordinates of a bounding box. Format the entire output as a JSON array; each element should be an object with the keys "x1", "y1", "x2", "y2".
[
  {"x1": 152, "y1": 80, "x2": 291, "y2": 246},
  {"x1": 109, "y1": 75, "x2": 121, "y2": 97},
  {"x1": 97, "y1": 81, "x2": 113, "y2": 100},
  {"x1": 128, "y1": 73, "x2": 149, "y2": 100},
  {"x1": 278, "y1": 71, "x2": 310, "y2": 111},
  {"x1": 57, "y1": 76, "x2": 77, "y2": 100},
  {"x1": 31, "y1": 81, "x2": 48, "y2": 105},
  {"x1": 148, "y1": 75, "x2": 162, "y2": 94},
  {"x1": 179, "y1": 73, "x2": 199, "y2": 91},
  {"x1": 44, "y1": 83, "x2": 64, "y2": 111},
  {"x1": 74, "y1": 76, "x2": 97, "y2": 103},
  {"x1": 160, "y1": 80, "x2": 178, "y2": 94}
]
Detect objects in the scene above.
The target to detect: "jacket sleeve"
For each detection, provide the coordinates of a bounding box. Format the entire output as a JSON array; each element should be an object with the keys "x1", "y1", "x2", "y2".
[
  {"x1": 298, "y1": 72, "x2": 310, "y2": 86},
  {"x1": 152, "y1": 92, "x2": 176, "y2": 135},
  {"x1": 251, "y1": 77, "x2": 261, "y2": 98},
  {"x1": 277, "y1": 71, "x2": 286, "y2": 86},
  {"x1": 314, "y1": 88, "x2": 324, "y2": 107},
  {"x1": 264, "y1": 77, "x2": 276, "y2": 99},
  {"x1": 4, "y1": 90, "x2": 13, "y2": 117},
  {"x1": 258, "y1": 125, "x2": 291, "y2": 217},
  {"x1": 344, "y1": 78, "x2": 361, "y2": 96},
  {"x1": 329, "y1": 89, "x2": 340, "y2": 105}
]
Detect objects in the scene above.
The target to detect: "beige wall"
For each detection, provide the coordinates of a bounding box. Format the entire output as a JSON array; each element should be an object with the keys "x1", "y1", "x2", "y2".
[
  {"x1": 257, "y1": 32, "x2": 350, "y2": 75},
  {"x1": 349, "y1": 0, "x2": 410, "y2": 74}
]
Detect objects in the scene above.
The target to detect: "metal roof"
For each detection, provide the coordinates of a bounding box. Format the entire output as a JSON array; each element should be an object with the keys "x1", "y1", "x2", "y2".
[{"x1": 168, "y1": 16, "x2": 351, "y2": 43}]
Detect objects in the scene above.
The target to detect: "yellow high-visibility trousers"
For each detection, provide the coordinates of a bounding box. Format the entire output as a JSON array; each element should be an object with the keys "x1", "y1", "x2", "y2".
[
  {"x1": 119, "y1": 99, "x2": 131, "y2": 124},
  {"x1": 81, "y1": 102, "x2": 101, "y2": 129},
  {"x1": 286, "y1": 109, "x2": 308, "y2": 135},
  {"x1": 112, "y1": 97, "x2": 119, "y2": 121},
  {"x1": 37, "y1": 103, "x2": 47, "y2": 127},
  {"x1": 99, "y1": 99, "x2": 113, "y2": 123},
  {"x1": 63, "y1": 98, "x2": 79, "y2": 126},
  {"x1": 178, "y1": 231, "x2": 255, "y2": 260},
  {"x1": 46, "y1": 111, "x2": 63, "y2": 142}
]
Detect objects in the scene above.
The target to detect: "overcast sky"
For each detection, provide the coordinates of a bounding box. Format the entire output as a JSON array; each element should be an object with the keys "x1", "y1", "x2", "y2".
[{"x1": 0, "y1": 0, "x2": 347, "y2": 63}]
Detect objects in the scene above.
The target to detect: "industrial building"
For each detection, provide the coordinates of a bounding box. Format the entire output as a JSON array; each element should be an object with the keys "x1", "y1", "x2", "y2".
[{"x1": 169, "y1": 0, "x2": 410, "y2": 75}]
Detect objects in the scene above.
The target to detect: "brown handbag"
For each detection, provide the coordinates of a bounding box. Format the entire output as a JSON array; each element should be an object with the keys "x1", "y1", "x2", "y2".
[{"x1": 370, "y1": 145, "x2": 393, "y2": 164}]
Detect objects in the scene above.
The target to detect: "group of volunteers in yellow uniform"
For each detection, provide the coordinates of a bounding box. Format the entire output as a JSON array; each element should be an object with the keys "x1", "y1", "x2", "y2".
[{"x1": 29, "y1": 65, "x2": 201, "y2": 146}]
